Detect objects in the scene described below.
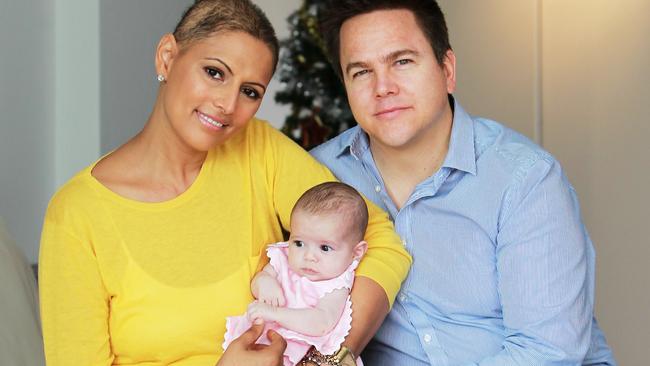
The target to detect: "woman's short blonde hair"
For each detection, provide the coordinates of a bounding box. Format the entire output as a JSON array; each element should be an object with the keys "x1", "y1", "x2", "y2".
[{"x1": 173, "y1": 0, "x2": 279, "y2": 72}]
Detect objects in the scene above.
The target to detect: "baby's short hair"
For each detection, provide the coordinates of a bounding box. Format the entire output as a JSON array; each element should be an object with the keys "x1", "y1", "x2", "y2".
[{"x1": 292, "y1": 182, "x2": 368, "y2": 242}]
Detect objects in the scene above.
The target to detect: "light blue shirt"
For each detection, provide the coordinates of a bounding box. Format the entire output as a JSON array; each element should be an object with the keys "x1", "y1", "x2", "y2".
[{"x1": 311, "y1": 100, "x2": 616, "y2": 365}]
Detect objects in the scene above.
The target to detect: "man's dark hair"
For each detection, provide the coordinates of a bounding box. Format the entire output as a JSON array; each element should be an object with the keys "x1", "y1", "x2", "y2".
[{"x1": 319, "y1": 0, "x2": 451, "y2": 79}]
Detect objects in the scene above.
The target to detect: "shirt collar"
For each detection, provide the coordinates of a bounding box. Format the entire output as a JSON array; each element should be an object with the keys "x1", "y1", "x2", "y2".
[
  {"x1": 442, "y1": 99, "x2": 477, "y2": 175},
  {"x1": 336, "y1": 98, "x2": 477, "y2": 176},
  {"x1": 335, "y1": 125, "x2": 367, "y2": 159}
]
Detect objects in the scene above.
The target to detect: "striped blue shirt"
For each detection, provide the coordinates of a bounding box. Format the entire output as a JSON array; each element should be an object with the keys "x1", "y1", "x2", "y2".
[{"x1": 311, "y1": 100, "x2": 615, "y2": 365}]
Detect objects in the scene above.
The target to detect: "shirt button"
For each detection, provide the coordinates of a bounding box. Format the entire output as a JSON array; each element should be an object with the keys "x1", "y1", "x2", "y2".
[
  {"x1": 398, "y1": 293, "x2": 407, "y2": 302},
  {"x1": 375, "y1": 185, "x2": 381, "y2": 193},
  {"x1": 423, "y1": 334, "x2": 432, "y2": 343}
]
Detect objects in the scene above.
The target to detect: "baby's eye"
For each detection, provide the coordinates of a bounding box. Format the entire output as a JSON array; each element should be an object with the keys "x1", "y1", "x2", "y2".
[
  {"x1": 293, "y1": 240, "x2": 304, "y2": 248},
  {"x1": 320, "y1": 245, "x2": 332, "y2": 252}
]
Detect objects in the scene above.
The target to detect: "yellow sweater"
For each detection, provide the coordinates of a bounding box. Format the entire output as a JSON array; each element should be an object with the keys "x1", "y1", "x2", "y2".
[{"x1": 39, "y1": 119, "x2": 411, "y2": 366}]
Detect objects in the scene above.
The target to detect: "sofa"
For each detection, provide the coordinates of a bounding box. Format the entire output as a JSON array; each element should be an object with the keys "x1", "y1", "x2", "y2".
[{"x1": 0, "y1": 217, "x2": 45, "y2": 365}]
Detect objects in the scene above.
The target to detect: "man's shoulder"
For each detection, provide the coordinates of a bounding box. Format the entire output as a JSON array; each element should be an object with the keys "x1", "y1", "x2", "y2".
[
  {"x1": 473, "y1": 117, "x2": 556, "y2": 177},
  {"x1": 310, "y1": 126, "x2": 359, "y2": 162}
]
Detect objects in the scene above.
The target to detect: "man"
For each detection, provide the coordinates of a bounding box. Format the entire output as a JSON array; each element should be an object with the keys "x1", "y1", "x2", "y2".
[{"x1": 311, "y1": 1, "x2": 616, "y2": 364}]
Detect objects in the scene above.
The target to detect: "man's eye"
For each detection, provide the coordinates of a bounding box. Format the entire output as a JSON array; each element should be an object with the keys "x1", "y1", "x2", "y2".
[
  {"x1": 396, "y1": 59, "x2": 412, "y2": 66},
  {"x1": 241, "y1": 87, "x2": 261, "y2": 100},
  {"x1": 293, "y1": 241, "x2": 304, "y2": 248},
  {"x1": 352, "y1": 69, "x2": 369, "y2": 79},
  {"x1": 320, "y1": 245, "x2": 332, "y2": 252},
  {"x1": 204, "y1": 67, "x2": 223, "y2": 80}
]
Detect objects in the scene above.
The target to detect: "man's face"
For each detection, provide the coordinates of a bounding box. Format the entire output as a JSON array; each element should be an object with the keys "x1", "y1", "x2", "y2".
[{"x1": 339, "y1": 9, "x2": 456, "y2": 152}]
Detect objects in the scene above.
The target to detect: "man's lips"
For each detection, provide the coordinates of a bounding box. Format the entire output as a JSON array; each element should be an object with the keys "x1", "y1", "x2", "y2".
[{"x1": 373, "y1": 106, "x2": 411, "y2": 118}]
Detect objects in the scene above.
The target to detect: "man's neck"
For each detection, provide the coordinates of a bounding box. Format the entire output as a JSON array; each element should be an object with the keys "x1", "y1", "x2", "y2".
[{"x1": 370, "y1": 113, "x2": 453, "y2": 210}]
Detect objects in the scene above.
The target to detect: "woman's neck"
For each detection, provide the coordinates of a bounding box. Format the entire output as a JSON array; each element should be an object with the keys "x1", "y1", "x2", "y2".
[{"x1": 91, "y1": 111, "x2": 207, "y2": 202}]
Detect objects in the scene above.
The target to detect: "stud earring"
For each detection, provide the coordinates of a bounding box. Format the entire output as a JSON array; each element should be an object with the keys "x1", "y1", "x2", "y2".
[{"x1": 157, "y1": 74, "x2": 165, "y2": 82}]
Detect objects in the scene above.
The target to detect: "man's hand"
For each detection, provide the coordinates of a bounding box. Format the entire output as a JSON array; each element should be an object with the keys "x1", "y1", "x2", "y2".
[
  {"x1": 256, "y1": 275, "x2": 286, "y2": 307},
  {"x1": 217, "y1": 323, "x2": 286, "y2": 366}
]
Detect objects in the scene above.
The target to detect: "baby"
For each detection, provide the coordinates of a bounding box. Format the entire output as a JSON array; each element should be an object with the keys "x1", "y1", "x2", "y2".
[{"x1": 223, "y1": 181, "x2": 368, "y2": 366}]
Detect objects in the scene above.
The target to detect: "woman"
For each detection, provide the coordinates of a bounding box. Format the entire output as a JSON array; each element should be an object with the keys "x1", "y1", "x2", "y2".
[{"x1": 39, "y1": 1, "x2": 411, "y2": 365}]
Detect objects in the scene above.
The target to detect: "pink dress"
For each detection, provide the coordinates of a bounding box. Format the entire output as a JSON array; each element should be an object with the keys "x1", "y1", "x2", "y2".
[{"x1": 223, "y1": 242, "x2": 359, "y2": 366}]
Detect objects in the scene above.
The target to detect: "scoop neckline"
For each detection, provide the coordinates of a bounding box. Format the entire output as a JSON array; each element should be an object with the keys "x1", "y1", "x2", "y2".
[{"x1": 85, "y1": 149, "x2": 212, "y2": 211}]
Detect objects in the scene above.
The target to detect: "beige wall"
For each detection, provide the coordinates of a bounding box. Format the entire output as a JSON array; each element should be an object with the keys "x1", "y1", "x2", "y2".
[{"x1": 438, "y1": 0, "x2": 649, "y2": 364}]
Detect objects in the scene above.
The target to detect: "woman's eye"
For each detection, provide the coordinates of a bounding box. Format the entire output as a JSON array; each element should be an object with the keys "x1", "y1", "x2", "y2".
[
  {"x1": 241, "y1": 87, "x2": 260, "y2": 100},
  {"x1": 204, "y1": 67, "x2": 223, "y2": 80},
  {"x1": 293, "y1": 241, "x2": 304, "y2": 248},
  {"x1": 320, "y1": 245, "x2": 332, "y2": 252}
]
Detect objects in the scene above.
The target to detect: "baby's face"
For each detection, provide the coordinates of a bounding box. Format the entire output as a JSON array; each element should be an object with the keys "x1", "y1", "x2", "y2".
[{"x1": 287, "y1": 210, "x2": 361, "y2": 281}]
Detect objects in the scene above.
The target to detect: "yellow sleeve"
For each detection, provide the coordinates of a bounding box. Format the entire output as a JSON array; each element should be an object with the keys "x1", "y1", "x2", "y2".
[
  {"x1": 355, "y1": 198, "x2": 412, "y2": 308},
  {"x1": 261, "y1": 122, "x2": 412, "y2": 307},
  {"x1": 39, "y1": 219, "x2": 114, "y2": 366}
]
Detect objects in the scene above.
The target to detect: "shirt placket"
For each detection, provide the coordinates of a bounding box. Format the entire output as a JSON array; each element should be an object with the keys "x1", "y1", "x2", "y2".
[{"x1": 395, "y1": 168, "x2": 454, "y2": 366}]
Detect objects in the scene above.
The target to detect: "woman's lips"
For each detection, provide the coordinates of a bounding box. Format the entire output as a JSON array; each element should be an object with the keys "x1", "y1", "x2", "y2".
[{"x1": 197, "y1": 110, "x2": 227, "y2": 130}]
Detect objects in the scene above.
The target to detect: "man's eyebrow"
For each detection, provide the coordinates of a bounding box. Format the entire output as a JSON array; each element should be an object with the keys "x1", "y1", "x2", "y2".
[
  {"x1": 344, "y1": 49, "x2": 420, "y2": 75},
  {"x1": 381, "y1": 49, "x2": 420, "y2": 64},
  {"x1": 345, "y1": 61, "x2": 370, "y2": 76}
]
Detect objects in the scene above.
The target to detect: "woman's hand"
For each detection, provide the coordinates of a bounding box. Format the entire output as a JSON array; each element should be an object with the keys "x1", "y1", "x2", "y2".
[{"x1": 217, "y1": 323, "x2": 286, "y2": 366}]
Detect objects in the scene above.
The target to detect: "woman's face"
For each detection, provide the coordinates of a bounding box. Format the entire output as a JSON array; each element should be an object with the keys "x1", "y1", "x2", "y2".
[{"x1": 157, "y1": 31, "x2": 274, "y2": 152}]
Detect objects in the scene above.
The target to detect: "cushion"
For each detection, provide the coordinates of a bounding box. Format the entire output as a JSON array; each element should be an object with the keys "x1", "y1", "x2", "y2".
[{"x1": 0, "y1": 217, "x2": 45, "y2": 366}]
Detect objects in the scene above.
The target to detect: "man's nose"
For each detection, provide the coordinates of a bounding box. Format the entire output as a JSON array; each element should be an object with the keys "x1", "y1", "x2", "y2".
[{"x1": 374, "y1": 70, "x2": 399, "y2": 98}]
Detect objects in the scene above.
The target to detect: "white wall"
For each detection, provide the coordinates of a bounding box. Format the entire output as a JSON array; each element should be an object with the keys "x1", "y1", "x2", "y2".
[
  {"x1": 0, "y1": 0, "x2": 55, "y2": 263},
  {"x1": 542, "y1": 2, "x2": 650, "y2": 362},
  {"x1": 99, "y1": 0, "x2": 194, "y2": 153},
  {"x1": 438, "y1": 1, "x2": 649, "y2": 363},
  {"x1": 55, "y1": 0, "x2": 101, "y2": 187}
]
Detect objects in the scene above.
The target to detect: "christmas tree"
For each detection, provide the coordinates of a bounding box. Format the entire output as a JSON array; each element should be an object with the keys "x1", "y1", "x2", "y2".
[{"x1": 274, "y1": 0, "x2": 355, "y2": 150}]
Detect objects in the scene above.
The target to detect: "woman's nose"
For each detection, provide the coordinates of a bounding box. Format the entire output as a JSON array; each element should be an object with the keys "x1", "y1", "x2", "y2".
[{"x1": 214, "y1": 86, "x2": 238, "y2": 115}]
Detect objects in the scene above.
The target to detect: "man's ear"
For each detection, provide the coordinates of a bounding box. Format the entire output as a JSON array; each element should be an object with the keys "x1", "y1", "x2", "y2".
[
  {"x1": 155, "y1": 33, "x2": 179, "y2": 81},
  {"x1": 353, "y1": 240, "x2": 368, "y2": 260},
  {"x1": 442, "y1": 49, "x2": 457, "y2": 94}
]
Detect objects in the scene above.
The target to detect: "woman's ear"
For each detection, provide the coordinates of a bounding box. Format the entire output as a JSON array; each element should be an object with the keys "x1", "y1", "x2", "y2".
[
  {"x1": 353, "y1": 240, "x2": 368, "y2": 260},
  {"x1": 155, "y1": 33, "x2": 179, "y2": 81}
]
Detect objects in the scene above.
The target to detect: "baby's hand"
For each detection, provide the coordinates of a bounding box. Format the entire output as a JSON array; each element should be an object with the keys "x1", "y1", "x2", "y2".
[
  {"x1": 247, "y1": 301, "x2": 276, "y2": 325},
  {"x1": 256, "y1": 276, "x2": 286, "y2": 307}
]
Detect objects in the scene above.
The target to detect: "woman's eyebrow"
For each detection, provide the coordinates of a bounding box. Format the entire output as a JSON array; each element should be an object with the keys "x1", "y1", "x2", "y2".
[{"x1": 205, "y1": 57, "x2": 233, "y2": 74}]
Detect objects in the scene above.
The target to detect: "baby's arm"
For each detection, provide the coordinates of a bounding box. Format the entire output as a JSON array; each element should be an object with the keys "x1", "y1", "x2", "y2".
[
  {"x1": 251, "y1": 263, "x2": 286, "y2": 307},
  {"x1": 247, "y1": 288, "x2": 349, "y2": 337}
]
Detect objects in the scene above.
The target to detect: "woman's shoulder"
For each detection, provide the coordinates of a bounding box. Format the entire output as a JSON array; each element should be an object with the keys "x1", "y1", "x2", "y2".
[
  {"x1": 237, "y1": 117, "x2": 302, "y2": 149},
  {"x1": 45, "y1": 164, "x2": 101, "y2": 224}
]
